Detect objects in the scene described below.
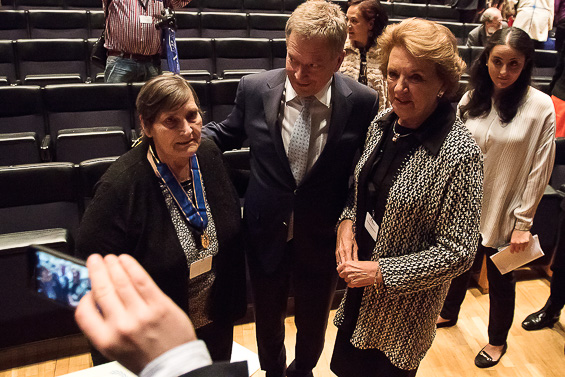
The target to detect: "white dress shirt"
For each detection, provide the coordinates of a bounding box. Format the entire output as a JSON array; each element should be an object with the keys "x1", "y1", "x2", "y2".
[{"x1": 139, "y1": 340, "x2": 212, "y2": 377}]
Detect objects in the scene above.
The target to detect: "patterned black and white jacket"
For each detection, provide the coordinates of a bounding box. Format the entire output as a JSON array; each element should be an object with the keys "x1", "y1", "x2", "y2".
[{"x1": 335, "y1": 106, "x2": 484, "y2": 370}]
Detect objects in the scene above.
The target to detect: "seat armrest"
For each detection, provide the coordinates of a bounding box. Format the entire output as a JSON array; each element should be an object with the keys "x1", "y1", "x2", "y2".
[{"x1": 40, "y1": 135, "x2": 51, "y2": 162}]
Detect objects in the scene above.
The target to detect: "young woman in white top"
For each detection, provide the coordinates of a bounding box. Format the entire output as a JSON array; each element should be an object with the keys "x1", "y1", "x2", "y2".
[{"x1": 437, "y1": 27, "x2": 556, "y2": 368}]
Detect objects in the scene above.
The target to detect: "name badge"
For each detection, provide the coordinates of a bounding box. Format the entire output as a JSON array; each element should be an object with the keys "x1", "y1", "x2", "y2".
[
  {"x1": 189, "y1": 255, "x2": 212, "y2": 279},
  {"x1": 365, "y1": 212, "x2": 379, "y2": 241},
  {"x1": 140, "y1": 15, "x2": 153, "y2": 24}
]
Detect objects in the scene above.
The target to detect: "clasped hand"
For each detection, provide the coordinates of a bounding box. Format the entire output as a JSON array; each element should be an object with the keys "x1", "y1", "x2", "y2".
[{"x1": 335, "y1": 219, "x2": 381, "y2": 288}]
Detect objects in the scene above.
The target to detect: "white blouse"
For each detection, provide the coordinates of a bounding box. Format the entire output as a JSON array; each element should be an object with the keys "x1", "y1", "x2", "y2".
[{"x1": 458, "y1": 86, "x2": 556, "y2": 248}]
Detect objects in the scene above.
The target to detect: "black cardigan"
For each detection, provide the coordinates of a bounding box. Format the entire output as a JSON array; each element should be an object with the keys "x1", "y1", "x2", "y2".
[{"x1": 76, "y1": 138, "x2": 246, "y2": 323}]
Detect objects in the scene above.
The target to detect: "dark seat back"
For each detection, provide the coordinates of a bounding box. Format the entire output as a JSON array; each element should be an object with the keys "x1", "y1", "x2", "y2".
[
  {"x1": 28, "y1": 10, "x2": 89, "y2": 39},
  {"x1": 0, "y1": 162, "x2": 81, "y2": 238},
  {"x1": 209, "y1": 78, "x2": 240, "y2": 122},
  {"x1": 0, "y1": 40, "x2": 18, "y2": 85},
  {"x1": 249, "y1": 13, "x2": 289, "y2": 39},
  {"x1": 214, "y1": 37, "x2": 271, "y2": 77},
  {"x1": 0, "y1": 10, "x2": 29, "y2": 40},
  {"x1": 0, "y1": 85, "x2": 45, "y2": 137},
  {"x1": 175, "y1": 11, "x2": 201, "y2": 38},
  {"x1": 200, "y1": 12, "x2": 248, "y2": 38}
]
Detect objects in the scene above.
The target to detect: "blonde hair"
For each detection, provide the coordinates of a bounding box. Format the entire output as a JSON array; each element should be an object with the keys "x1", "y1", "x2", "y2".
[
  {"x1": 285, "y1": 0, "x2": 347, "y2": 58},
  {"x1": 377, "y1": 18, "x2": 466, "y2": 99}
]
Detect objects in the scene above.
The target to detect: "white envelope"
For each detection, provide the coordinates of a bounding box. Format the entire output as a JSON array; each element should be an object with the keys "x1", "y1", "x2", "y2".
[{"x1": 490, "y1": 234, "x2": 544, "y2": 275}]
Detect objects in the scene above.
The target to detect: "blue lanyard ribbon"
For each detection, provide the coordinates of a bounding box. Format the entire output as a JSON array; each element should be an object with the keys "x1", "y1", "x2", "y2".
[{"x1": 147, "y1": 146, "x2": 208, "y2": 231}]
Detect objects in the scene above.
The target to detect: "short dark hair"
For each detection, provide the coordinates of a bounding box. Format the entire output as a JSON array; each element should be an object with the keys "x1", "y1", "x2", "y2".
[
  {"x1": 460, "y1": 27, "x2": 534, "y2": 123},
  {"x1": 348, "y1": 0, "x2": 388, "y2": 47}
]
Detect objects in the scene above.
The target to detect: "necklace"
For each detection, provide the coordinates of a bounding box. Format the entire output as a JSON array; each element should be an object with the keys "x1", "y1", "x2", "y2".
[{"x1": 392, "y1": 120, "x2": 413, "y2": 142}]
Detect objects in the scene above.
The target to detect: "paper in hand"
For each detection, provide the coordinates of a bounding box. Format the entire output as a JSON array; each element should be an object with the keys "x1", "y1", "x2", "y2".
[{"x1": 490, "y1": 234, "x2": 544, "y2": 275}]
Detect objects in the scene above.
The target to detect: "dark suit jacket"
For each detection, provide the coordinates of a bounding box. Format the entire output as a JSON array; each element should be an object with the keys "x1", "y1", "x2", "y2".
[
  {"x1": 203, "y1": 69, "x2": 379, "y2": 273},
  {"x1": 76, "y1": 139, "x2": 246, "y2": 322},
  {"x1": 182, "y1": 361, "x2": 248, "y2": 376}
]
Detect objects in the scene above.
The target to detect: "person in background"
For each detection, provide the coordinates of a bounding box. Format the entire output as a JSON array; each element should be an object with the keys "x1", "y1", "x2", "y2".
[
  {"x1": 76, "y1": 254, "x2": 248, "y2": 377},
  {"x1": 331, "y1": 18, "x2": 482, "y2": 377},
  {"x1": 340, "y1": 0, "x2": 390, "y2": 112},
  {"x1": 77, "y1": 73, "x2": 246, "y2": 365},
  {"x1": 438, "y1": 27, "x2": 556, "y2": 368},
  {"x1": 549, "y1": 44, "x2": 565, "y2": 137},
  {"x1": 203, "y1": 1, "x2": 379, "y2": 375},
  {"x1": 102, "y1": 0, "x2": 191, "y2": 83},
  {"x1": 467, "y1": 7, "x2": 505, "y2": 47},
  {"x1": 507, "y1": 0, "x2": 554, "y2": 48}
]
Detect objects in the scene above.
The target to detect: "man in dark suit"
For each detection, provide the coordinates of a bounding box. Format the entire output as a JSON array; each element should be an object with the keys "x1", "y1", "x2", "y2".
[
  {"x1": 76, "y1": 253, "x2": 247, "y2": 377},
  {"x1": 202, "y1": 1, "x2": 379, "y2": 376}
]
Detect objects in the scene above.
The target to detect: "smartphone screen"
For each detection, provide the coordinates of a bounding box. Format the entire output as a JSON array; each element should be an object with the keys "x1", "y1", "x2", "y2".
[{"x1": 29, "y1": 246, "x2": 91, "y2": 308}]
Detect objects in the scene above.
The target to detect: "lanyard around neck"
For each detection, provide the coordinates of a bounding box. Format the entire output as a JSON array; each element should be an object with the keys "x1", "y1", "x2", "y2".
[{"x1": 147, "y1": 146, "x2": 208, "y2": 231}]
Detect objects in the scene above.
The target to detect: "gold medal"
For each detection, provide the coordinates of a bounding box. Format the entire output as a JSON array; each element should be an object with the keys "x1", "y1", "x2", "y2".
[{"x1": 201, "y1": 233, "x2": 210, "y2": 249}]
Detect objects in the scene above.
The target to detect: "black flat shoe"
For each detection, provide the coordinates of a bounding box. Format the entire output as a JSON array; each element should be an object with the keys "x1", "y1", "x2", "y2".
[
  {"x1": 474, "y1": 344, "x2": 507, "y2": 368},
  {"x1": 436, "y1": 318, "x2": 457, "y2": 328},
  {"x1": 522, "y1": 307, "x2": 561, "y2": 331}
]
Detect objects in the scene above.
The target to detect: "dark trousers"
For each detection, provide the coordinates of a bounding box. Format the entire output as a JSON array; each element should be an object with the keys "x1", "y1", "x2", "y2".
[
  {"x1": 196, "y1": 320, "x2": 234, "y2": 362},
  {"x1": 441, "y1": 243, "x2": 516, "y2": 346},
  {"x1": 330, "y1": 329, "x2": 418, "y2": 377},
  {"x1": 248, "y1": 241, "x2": 338, "y2": 377}
]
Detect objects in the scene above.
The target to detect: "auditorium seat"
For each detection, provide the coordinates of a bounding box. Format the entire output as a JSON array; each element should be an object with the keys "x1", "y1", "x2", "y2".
[
  {"x1": 0, "y1": 10, "x2": 29, "y2": 40},
  {"x1": 0, "y1": 162, "x2": 81, "y2": 237},
  {"x1": 272, "y1": 38, "x2": 287, "y2": 69},
  {"x1": 15, "y1": 39, "x2": 88, "y2": 85},
  {"x1": 0, "y1": 85, "x2": 46, "y2": 145},
  {"x1": 243, "y1": 0, "x2": 283, "y2": 13},
  {"x1": 188, "y1": 80, "x2": 211, "y2": 124},
  {"x1": 214, "y1": 37, "x2": 271, "y2": 78},
  {"x1": 0, "y1": 132, "x2": 42, "y2": 166},
  {"x1": 55, "y1": 126, "x2": 128, "y2": 164},
  {"x1": 533, "y1": 49, "x2": 558, "y2": 83},
  {"x1": 28, "y1": 10, "x2": 89, "y2": 39},
  {"x1": 223, "y1": 148, "x2": 250, "y2": 199},
  {"x1": 174, "y1": 38, "x2": 215, "y2": 80},
  {"x1": 78, "y1": 156, "x2": 117, "y2": 213},
  {"x1": 249, "y1": 13, "x2": 289, "y2": 39},
  {"x1": 201, "y1": 0, "x2": 243, "y2": 12},
  {"x1": 0, "y1": 40, "x2": 18, "y2": 85},
  {"x1": 381, "y1": 1, "x2": 392, "y2": 16},
  {"x1": 175, "y1": 11, "x2": 201, "y2": 38},
  {"x1": 43, "y1": 83, "x2": 133, "y2": 161},
  {"x1": 439, "y1": 21, "x2": 466, "y2": 45},
  {"x1": 392, "y1": 3, "x2": 427, "y2": 19},
  {"x1": 209, "y1": 78, "x2": 239, "y2": 122},
  {"x1": 427, "y1": 4, "x2": 459, "y2": 21},
  {"x1": 185, "y1": 0, "x2": 201, "y2": 11},
  {"x1": 88, "y1": 9, "x2": 104, "y2": 38},
  {"x1": 200, "y1": 12, "x2": 248, "y2": 38}
]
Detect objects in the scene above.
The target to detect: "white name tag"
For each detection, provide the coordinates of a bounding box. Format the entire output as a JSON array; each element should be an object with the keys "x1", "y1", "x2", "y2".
[
  {"x1": 140, "y1": 15, "x2": 153, "y2": 24},
  {"x1": 189, "y1": 255, "x2": 212, "y2": 279},
  {"x1": 364, "y1": 212, "x2": 379, "y2": 241}
]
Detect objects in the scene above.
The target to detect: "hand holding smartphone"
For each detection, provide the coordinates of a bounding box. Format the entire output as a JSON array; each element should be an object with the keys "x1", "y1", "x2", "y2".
[{"x1": 28, "y1": 245, "x2": 91, "y2": 308}]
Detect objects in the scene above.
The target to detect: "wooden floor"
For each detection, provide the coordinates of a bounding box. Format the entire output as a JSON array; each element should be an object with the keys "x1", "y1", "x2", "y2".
[{"x1": 1, "y1": 272, "x2": 564, "y2": 377}]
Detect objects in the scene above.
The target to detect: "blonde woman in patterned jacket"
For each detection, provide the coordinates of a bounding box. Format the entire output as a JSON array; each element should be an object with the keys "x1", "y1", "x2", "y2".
[
  {"x1": 340, "y1": 0, "x2": 390, "y2": 113},
  {"x1": 437, "y1": 27, "x2": 556, "y2": 369},
  {"x1": 330, "y1": 18, "x2": 483, "y2": 377}
]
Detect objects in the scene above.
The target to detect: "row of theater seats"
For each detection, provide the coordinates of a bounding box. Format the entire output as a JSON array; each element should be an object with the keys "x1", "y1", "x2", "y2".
[
  {"x1": 1, "y1": 35, "x2": 558, "y2": 88},
  {"x1": 0, "y1": 80, "x2": 242, "y2": 165},
  {"x1": 0, "y1": 0, "x2": 310, "y2": 13},
  {"x1": 0, "y1": 37, "x2": 290, "y2": 86},
  {"x1": 0, "y1": 10, "x2": 293, "y2": 40}
]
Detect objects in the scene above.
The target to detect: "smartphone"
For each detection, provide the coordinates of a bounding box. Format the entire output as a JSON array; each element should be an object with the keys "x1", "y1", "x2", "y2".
[{"x1": 28, "y1": 245, "x2": 91, "y2": 308}]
